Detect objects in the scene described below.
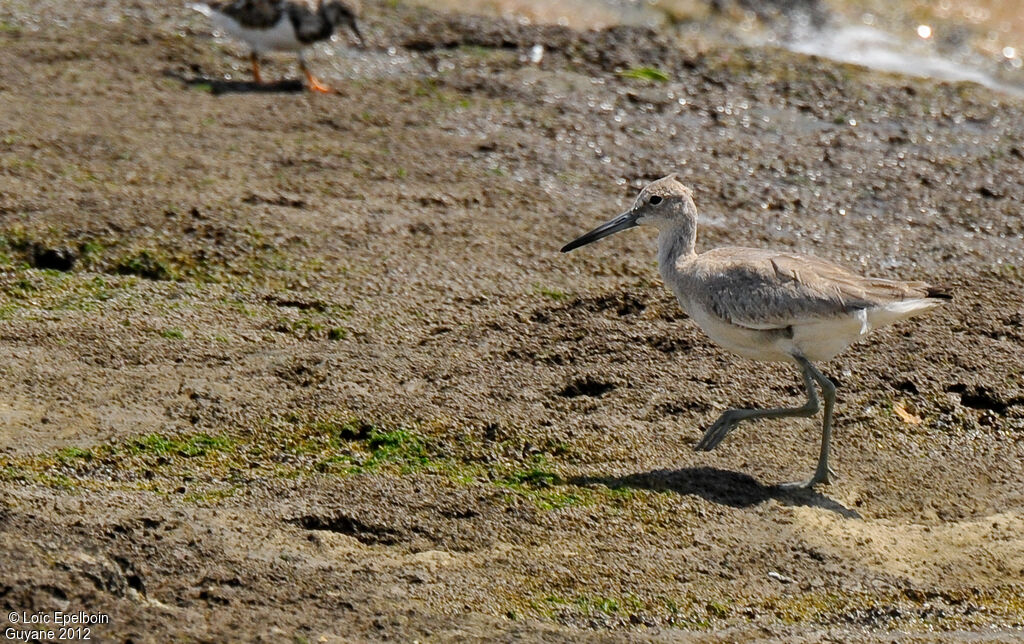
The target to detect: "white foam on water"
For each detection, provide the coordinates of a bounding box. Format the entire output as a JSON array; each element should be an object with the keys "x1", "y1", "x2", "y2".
[{"x1": 786, "y1": 24, "x2": 1024, "y2": 97}]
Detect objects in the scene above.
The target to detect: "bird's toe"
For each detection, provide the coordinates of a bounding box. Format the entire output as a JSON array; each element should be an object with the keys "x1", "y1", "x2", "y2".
[
  {"x1": 778, "y1": 478, "x2": 816, "y2": 490},
  {"x1": 779, "y1": 471, "x2": 833, "y2": 490}
]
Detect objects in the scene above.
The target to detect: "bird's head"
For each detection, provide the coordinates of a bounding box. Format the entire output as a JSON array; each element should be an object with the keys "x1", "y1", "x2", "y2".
[{"x1": 561, "y1": 174, "x2": 697, "y2": 252}]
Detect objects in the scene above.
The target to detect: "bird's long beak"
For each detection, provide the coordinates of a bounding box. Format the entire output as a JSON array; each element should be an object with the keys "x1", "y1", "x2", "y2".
[
  {"x1": 349, "y1": 18, "x2": 366, "y2": 47},
  {"x1": 561, "y1": 210, "x2": 638, "y2": 253}
]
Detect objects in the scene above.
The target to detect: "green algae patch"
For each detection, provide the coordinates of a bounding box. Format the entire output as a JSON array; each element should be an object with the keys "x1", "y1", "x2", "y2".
[
  {"x1": 114, "y1": 249, "x2": 177, "y2": 281},
  {"x1": 0, "y1": 414, "x2": 455, "y2": 503},
  {"x1": 618, "y1": 66, "x2": 670, "y2": 82},
  {"x1": 0, "y1": 414, "x2": 618, "y2": 514}
]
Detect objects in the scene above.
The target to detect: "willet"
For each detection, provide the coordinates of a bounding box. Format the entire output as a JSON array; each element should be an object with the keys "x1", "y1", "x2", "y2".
[
  {"x1": 561, "y1": 175, "x2": 950, "y2": 487},
  {"x1": 191, "y1": 0, "x2": 365, "y2": 93}
]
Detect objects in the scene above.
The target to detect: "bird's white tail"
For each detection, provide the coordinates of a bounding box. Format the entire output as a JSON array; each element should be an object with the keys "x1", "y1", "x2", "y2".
[
  {"x1": 188, "y1": 2, "x2": 214, "y2": 17},
  {"x1": 867, "y1": 298, "x2": 942, "y2": 330}
]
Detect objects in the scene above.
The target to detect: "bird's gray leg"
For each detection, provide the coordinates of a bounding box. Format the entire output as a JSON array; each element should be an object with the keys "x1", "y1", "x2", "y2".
[
  {"x1": 795, "y1": 357, "x2": 837, "y2": 488},
  {"x1": 695, "y1": 360, "x2": 819, "y2": 452}
]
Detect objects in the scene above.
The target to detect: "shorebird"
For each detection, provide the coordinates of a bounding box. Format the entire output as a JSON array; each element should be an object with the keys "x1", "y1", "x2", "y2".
[
  {"x1": 191, "y1": 0, "x2": 365, "y2": 93},
  {"x1": 561, "y1": 175, "x2": 950, "y2": 487}
]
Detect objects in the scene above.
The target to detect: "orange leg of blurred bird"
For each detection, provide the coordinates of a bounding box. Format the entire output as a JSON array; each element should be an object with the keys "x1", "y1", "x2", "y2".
[
  {"x1": 299, "y1": 57, "x2": 331, "y2": 93},
  {"x1": 250, "y1": 52, "x2": 263, "y2": 84}
]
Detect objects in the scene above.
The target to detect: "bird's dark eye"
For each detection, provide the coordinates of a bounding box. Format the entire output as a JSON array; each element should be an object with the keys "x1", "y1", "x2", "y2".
[{"x1": 649, "y1": 195, "x2": 663, "y2": 205}]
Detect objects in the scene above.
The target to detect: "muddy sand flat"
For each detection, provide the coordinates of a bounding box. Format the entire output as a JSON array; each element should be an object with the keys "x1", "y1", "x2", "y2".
[{"x1": 1, "y1": 1, "x2": 1022, "y2": 641}]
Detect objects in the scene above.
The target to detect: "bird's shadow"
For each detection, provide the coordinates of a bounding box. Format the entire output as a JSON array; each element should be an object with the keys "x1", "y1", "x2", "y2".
[
  {"x1": 165, "y1": 70, "x2": 304, "y2": 95},
  {"x1": 569, "y1": 467, "x2": 861, "y2": 519}
]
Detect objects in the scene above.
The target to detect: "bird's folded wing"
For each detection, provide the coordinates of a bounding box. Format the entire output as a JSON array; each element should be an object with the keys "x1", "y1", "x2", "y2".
[
  {"x1": 210, "y1": 0, "x2": 284, "y2": 29},
  {"x1": 697, "y1": 250, "x2": 933, "y2": 330}
]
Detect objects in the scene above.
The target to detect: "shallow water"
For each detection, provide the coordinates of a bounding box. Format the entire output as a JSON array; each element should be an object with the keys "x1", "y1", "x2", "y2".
[
  {"x1": 804, "y1": 0, "x2": 1024, "y2": 95},
  {"x1": 418, "y1": 0, "x2": 1024, "y2": 96},
  {"x1": 786, "y1": 22, "x2": 1024, "y2": 97}
]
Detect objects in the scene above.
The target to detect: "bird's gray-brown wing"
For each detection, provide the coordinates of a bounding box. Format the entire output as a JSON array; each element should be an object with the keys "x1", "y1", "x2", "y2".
[
  {"x1": 205, "y1": 0, "x2": 285, "y2": 29},
  {"x1": 692, "y1": 248, "x2": 939, "y2": 330}
]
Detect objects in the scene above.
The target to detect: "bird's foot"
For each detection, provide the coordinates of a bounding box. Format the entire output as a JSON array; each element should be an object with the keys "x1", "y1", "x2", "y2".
[
  {"x1": 694, "y1": 409, "x2": 744, "y2": 452},
  {"x1": 778, "y1": 478, "x2": 823, "y2": 490},
  {"x1": 778, "y1": 465, "x2": 836, "y2": 490},
  {"x1": 304, "y1": 72, "x2": 333, "y2": 94}
]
